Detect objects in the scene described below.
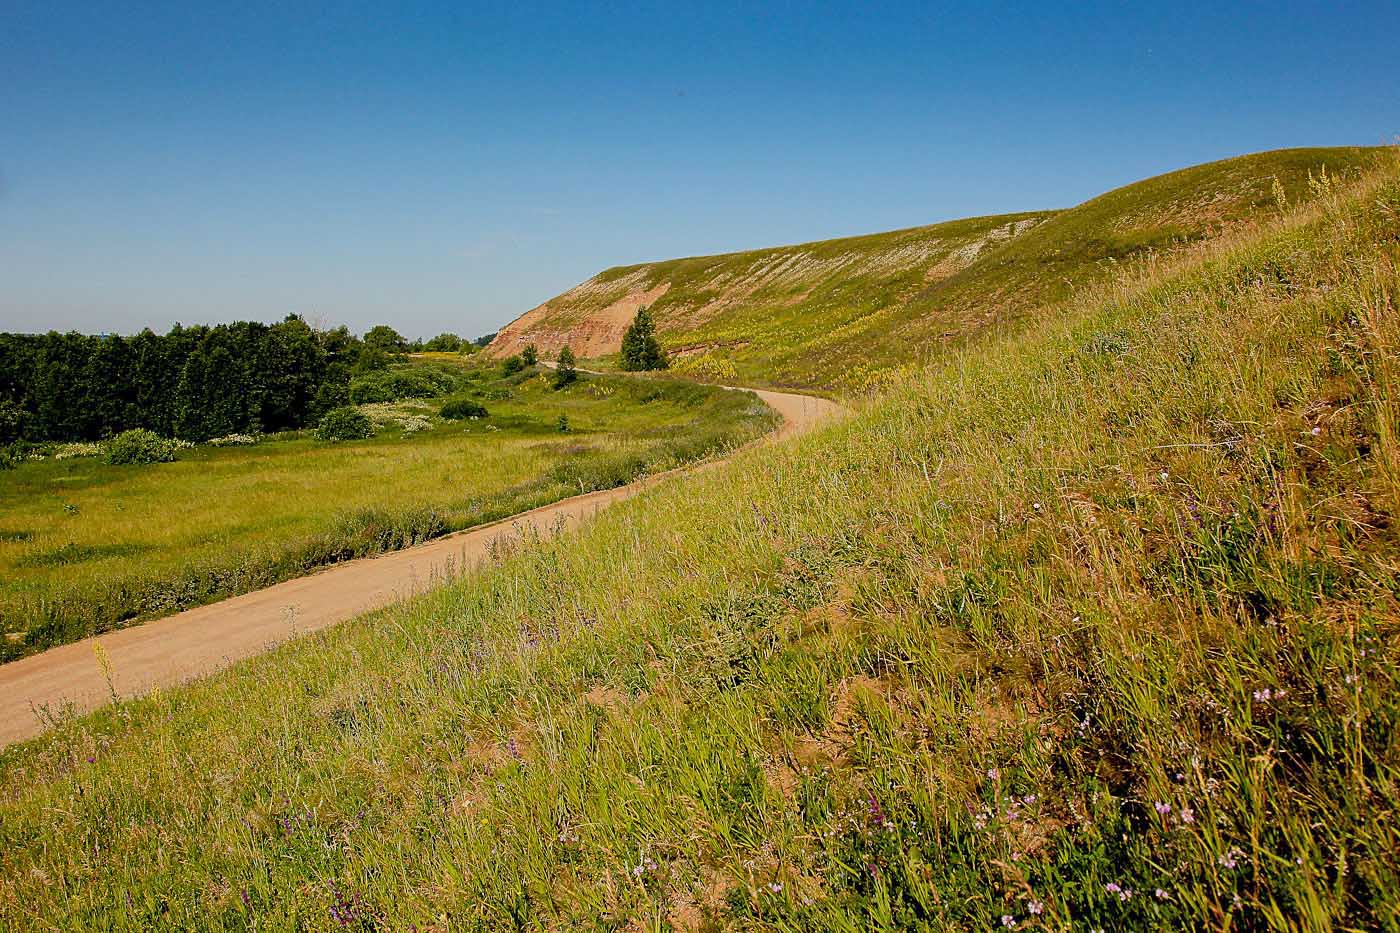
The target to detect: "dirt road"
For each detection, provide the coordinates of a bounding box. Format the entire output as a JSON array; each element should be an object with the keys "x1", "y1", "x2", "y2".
[{"x1": 0, "y1": 387, "x2": 838, "y2": 747}]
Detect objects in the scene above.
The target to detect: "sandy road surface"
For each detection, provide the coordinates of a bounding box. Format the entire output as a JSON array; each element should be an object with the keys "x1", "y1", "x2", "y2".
[{"x1": 0, "y1": 387, "x2": 839, "y2": 747}]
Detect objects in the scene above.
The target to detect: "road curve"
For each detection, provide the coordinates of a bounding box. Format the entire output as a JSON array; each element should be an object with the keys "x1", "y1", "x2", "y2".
[{"x1": 0, "y1": 386, "x2": 839, "y2": 748}]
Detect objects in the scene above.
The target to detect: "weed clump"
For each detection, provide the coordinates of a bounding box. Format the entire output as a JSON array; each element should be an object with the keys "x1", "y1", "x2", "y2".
[
  {"x1": 101, "y1": 429, "x2": 178, "y2": 465},
  {"x1": 314, "y1": 407, "x2": 374, "y2": 442}
]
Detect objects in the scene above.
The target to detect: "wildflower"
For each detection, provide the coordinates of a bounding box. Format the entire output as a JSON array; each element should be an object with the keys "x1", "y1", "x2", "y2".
[
  {"x1": 1001, "y1": 915, "x2": 1017, "y2": 928},
  {"x1": 1252, "y1": 688, "x2": 1272, "y2": 702},
  {"x1": 1028, "y1": 900, "x2": 1043, "y2": 915},
  {"x1": 1218, "y1": 847, "x2": 1242, "y2": 869},
  {"x1": 1154, "y1": 801, "x2": 1171, "y2": 816},
  {"x1": 987, "y1": 768, "x2": 1000, "y2": 781},
  {"x1": 1179, "y1": 807, "x2": 1195, "y2": 824},
  {"x1": 1310, "y1": 426, "x2": 1322, "y2": 436},
  {"x1": 1160, "y1": 471, "x2": 1169, "y2": 481},
  {"x1": 1105, "y1": 883, "x2": 1121, "y2": 894},
  {"x1": 767, "y1": 881, "x2": 783, "y2": 894},
  {"x1": 1155, "y1": 888, "x2": 1170, "y2": 900}
]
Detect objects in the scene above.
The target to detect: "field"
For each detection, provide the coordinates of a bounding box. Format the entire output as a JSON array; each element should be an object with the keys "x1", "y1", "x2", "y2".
[
  {"x1": 491, "y1": 146, "x2": 1389, "y2": 390},
  {"x1": 0, "y1": 360, "x2": 778, "y2": 660},
  {"x1": 1, "y1": 155, "x2": 1397, "y2": 928}
]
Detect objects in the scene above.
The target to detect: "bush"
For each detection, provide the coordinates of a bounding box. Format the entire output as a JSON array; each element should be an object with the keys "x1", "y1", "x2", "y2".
[
  {"x1": 501, "y1": 356, "x2": 525, "y2": 376},
  {"x1": 521, "y1": 344, "x2": 539, "y2": 366},
  {"x1": 349, "y1": 366, "x2": 458, "y2": 404},
  {"x1": 314, "y1": 407, "x2": 374, "y2": 442},
  {"x1": 440, "y1": 398, "x2": 488, "y2": 420},
  {"x1": 101, "y1": 429, "x2": 179, "y2": 465}
]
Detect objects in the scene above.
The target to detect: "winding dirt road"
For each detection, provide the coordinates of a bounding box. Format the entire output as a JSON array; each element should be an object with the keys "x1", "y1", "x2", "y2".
[{"x1": 0, "y1": 387, "x2": 838, "y2": 748}]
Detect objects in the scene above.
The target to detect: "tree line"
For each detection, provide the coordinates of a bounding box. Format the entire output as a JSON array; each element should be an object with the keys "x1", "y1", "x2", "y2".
[{"x1": 0, "y1": 318, "x2": 480, "y2": 444}]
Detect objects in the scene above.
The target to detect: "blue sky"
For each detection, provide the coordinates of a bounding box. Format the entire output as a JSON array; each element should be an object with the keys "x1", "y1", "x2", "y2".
[{"x1": 2, "y1": 1, "x2": 1396, "y2": 339}]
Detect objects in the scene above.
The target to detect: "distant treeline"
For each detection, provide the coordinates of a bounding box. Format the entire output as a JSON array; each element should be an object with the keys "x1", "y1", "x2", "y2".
[{"x1": 0, "y1": 319, "x2": 484, "y2": 443}]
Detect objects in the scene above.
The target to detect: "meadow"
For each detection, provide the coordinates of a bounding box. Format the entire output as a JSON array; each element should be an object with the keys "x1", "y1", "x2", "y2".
[
  {"x1": 0, "y1": 361, "x2": 777, "y2": 659},
  {"x1": 1, "y1": 155, "x2": 1396, "y2": 928}
]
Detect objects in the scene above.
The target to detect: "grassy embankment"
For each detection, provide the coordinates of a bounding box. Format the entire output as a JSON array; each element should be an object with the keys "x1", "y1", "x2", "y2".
[
  {"x1": 518, "y1": 147, "x2": 1388, "y2": 391},
  {"x1": 2, "y1": 156, "x2": 1399, "y2": 928},
  {"x1": 0, "y1": 363, "x2": 777, "y2": 660}
]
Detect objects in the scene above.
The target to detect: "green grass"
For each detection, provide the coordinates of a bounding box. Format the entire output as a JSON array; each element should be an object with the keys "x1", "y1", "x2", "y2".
[
  {"x1": 502, "y1": 146, "x2": 1389, "y2": 391},
  {"x1": 0, "y1": 364, "x2": 778, "y2": 660},
  {"x1": 1, "y1": 157, "x2": 1398, "y2": 928}
]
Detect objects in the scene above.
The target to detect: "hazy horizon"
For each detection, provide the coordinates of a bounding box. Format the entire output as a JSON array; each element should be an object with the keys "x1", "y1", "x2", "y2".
[{"x1": 3, "y1": 1, "x2": 1397, "y2": 340}]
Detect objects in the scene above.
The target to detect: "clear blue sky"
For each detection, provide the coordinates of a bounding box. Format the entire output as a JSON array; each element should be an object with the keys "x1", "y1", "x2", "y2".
[{"x1": 2, "y1": 2, "x2": 1396, "y2": 339}]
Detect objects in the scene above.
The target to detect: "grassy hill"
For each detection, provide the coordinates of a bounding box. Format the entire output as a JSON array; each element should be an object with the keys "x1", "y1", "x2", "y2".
[
  {"x1": 490, "y1": 147, "x2": 1388, "y2": 389},
  {"x1": 2, "y1": 154, "x2": 1397, "y2": 928}
]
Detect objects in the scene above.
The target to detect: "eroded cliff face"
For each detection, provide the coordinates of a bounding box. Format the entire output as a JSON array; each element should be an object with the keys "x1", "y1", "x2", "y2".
[
  {"x1": 484, "y1": 213, "x2": 1050, "y2": 361},
  {"x1": 485, "y1": 281, "x2": 670, "y2": 359}
]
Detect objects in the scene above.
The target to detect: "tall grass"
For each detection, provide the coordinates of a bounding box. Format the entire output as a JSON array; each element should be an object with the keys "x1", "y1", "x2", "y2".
[
  {"x1": 0, "y1": 373, "x2": 776, "y2": 659},
  {"x1": 1, "y1": 162, "x2": 1399, "y2": 929}
]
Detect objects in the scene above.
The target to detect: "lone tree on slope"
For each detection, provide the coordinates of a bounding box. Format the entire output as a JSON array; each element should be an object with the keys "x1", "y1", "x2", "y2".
[
  {"x1": 521, "y1": 343, "x2": 539, "y2": 366},
  {"x1": 553, "y1": 346, "x2": 577, "y2": 389},
  {"x1": 619, "y1": 306, "x2": 668, "y2": 371}
]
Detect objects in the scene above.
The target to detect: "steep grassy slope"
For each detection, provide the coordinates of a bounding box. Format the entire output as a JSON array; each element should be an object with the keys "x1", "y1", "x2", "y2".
[
  {"x1": 488, "y1": 211, "x2": 1054, "y2": 365},
  {"x1": 491, "y1": 146, "x2": 1387, "y2": 389},
  {"x1": 2, "y1": 158, "x2": 1398, "y2": 928}
]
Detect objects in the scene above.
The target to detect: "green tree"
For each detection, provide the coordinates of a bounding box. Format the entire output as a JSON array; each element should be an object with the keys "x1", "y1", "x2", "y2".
[
  {"x1": 553, "y1": 346, "x2": 577, "y2": 389},
  {"x1": 423, "y1": 333, "x2": 464, "y2": 352},
  {"x1": 521, "y1": 343, "x2": 538, "y2": 366},
  {"x1": 363, "y1": 325, "x2": 407, "y2": 353},
  {"x1": 619, "y1": 306, "x2": 667, "y2": 371}
]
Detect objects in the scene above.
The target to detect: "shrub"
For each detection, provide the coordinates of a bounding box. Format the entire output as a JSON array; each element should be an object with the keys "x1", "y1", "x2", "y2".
[
  {"x1": 556, "y1": 414, "x2": 570, "y2": 433},
  {"x1": 440, "y1": 398, "x2": 488, "y2": 420},
  {"x1": 101, "y1": 429, "x2": 179, "y2": 465},
  {"x1": 501, "y1": 356, "x2": 525, "y2": 376},
  {"x1": 349, "y1": 367, "x2": 458, "y2": 404},
  {"x1": 521, "y1": 343, "x2": 539, "y2": 366},
  {"x1": 314, "y1": 407, "x2": 374, "y2": 442}
]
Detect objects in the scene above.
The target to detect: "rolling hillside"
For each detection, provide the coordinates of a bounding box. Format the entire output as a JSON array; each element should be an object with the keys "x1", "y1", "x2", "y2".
[
  {"x1": 2, "y1": 153, "x2": 1397, "y2": 928},
  {"x1": 489, "y1": 147, "x2": 1387, "y2": 389}
]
